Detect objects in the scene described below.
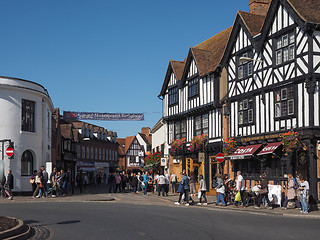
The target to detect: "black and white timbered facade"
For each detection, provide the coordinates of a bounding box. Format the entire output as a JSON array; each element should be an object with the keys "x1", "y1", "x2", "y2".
[{"x1": 222, "y1": 0, "x2": 320, "y2": 204}]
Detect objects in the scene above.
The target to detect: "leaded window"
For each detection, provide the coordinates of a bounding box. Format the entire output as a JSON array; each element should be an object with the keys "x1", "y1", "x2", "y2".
[
  {"x1": 238, "y1": 52, "x2": 253, "y2": 79},
  {"x1": 168, "y1": 87, "x2": 179, "y2": 105},
  {"x1": 238, "y1": 98, "x2": 254, "y2": 125},
  {"x1": 195, "y1": 114, "x2": 209, "y2": 136},
  {"x1": 22, "y1": 99, "x2": 35, "y2": 132},
  {"x1": 174, "y1": 121, "x2": 187, "y2": 139},
  {"x1": 275, "y1": 86, "x2": 294, "y2": 118},
  {"x1": 188, "y1": 78, "x2": 199, "y2": 98},
  {"x1": 275, "y1": 32, "x2": 295, "y2": 65}
]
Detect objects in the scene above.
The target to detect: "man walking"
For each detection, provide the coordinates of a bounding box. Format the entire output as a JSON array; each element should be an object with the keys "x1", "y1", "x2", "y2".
[
  {"x1": 5, "y1": 169, "x2": 14, "y2": 200},
  {"x1": 234, "y1": 171, "x2": 244, "y2": 207}
]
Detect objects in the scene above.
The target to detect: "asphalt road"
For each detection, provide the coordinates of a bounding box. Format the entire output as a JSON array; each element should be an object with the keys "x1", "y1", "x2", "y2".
[{"x1": 1, "y1": 200, "x2": 320, "y2": 240}]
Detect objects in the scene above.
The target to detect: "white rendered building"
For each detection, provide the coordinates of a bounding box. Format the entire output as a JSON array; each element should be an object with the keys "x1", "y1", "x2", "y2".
[{"x1": 0, "y1": 76, "x2": 53, "y2": 192}]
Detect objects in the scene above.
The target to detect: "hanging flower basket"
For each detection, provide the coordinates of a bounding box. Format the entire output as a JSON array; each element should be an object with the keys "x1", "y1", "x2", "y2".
[
  {"x1": 222, "y1": 138, "x2": 237, "y2": 156},
  {"x1": 282, "y1": 131, "x2": 306, "y2": 154},
  {"x1": 188, "y1": 134, "x2": 208, "y2": 152},
  {"x1": 144, "y1": 152, "x2": 163, "y2": 167},
  {"x1": 170, "y1": 138, "x2": 186, "y2": 154}
]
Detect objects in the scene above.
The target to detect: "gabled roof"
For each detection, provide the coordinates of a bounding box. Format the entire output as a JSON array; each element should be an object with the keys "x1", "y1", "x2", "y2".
[
  {"x1": 181, "y1": 27, "x2": 232, "y2": 82},
  {"x1": 159, "y1": 60, "x2": 185, "y2": 97},
  {"x1": 138, "y1": 132, "x2": 152, "y2": 145},
  {"x1": 125, "y1": 136, "x2": 136, "y2": 154},
  {"x1": 288, "y1": 0, "x2": 320, "y2": 24},
  {"x1": 238, "y1": 11, "x2": 266, "y2": 36}
]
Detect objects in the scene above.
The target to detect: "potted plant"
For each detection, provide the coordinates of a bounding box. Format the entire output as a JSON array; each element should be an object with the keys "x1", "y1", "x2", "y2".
[
  {"x1": 188, "y1": 134, "x2": 208, "y2": 152},
  {"x1": 222, "y1": 138, "x2": 237, "y2": 155}
]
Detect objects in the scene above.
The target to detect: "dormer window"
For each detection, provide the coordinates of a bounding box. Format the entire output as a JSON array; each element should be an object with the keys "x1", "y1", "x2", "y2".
[
  {"x1": 275, "y1": 32, "x2": 295, "y2": 65},
  {"x1": 188, "y1": 78, "x2": 199, "y2": 98},
  {"x1": 238, "y1": 52, "x2": 253, "y2": 79},
  {"x1": 168, "y1": 87, "x2": 179, "y2": 105}
]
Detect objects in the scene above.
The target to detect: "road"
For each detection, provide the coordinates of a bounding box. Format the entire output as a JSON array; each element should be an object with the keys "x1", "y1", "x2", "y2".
[{"x1": 0, "y1": 193, "x2": 320, "y2": 240}]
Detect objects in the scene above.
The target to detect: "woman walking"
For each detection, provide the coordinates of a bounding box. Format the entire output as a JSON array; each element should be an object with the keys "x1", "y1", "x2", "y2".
[{"x1": 197, "y1": 175, "x2": 207, "y2": 205}]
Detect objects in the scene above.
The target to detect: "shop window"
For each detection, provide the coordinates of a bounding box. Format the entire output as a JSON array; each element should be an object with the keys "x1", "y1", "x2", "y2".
[{"x1": 21, "y1": 150, "x2": 33, "y2": 176}]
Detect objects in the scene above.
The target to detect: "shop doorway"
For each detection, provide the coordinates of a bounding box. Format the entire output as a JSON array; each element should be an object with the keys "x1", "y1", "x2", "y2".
[{"x1": 186, "y1": 158, "x2": 204, "y2": 190}]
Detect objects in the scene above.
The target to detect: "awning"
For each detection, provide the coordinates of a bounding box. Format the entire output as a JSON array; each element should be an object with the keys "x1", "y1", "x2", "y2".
[
  {"x1": 257, "y1": 142, "x2": 282, "y2": 155},
  {"x1": 230, "y1": 144, "x2": 262, "y2": 160}
]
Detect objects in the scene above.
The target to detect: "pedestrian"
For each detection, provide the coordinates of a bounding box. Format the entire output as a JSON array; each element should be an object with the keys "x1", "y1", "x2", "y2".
[
  {"x1": 197, "y1": 174, "x2": 207, "y2": 205},
  {"x1": 170, "y1": 172, "x2": 177, "y2": 193},
  {"x1": 137, "y1": 172, "x2": 143, "y2": 192},
  {"x1": 158, "y1": 171, "x2": 166, "y2": 197},
  {"x1": 234, "y1": 171, "x2": 245, "y2": 207},
  {"x1": 175, "y1": 172, "x2": 190, "y2": 206},
  {"x1": 215, "y1": 174, "x2": 226, "y2": 206},
  {"x1": 42, "y1": 166, "x2": 49, "y2": 197},
  {"x1": 33, "y1": 167, "x2": 45, "y2": 198},
  {"x1": 5, "y1": 169, "x2": 14, "y2": 200},
  {"x1": 76, "y1": 170, "x2": 83, "y2": 194},
  {"x1": 115, "y1": 173, "x2": 122, "y2": 193},
  {"x1": 281, "y1": 174, "x2": 301, "y2": 210},
  {"x1": 131, "y1": 173, "x2": 138, "y2": 193},
  {"x1": 121, "y1": 171, "x2": 127, "y2": 191},
  {"x1": 50, "y1": 167, "x2": 57, "y2": 197},
  {"x1": 143, "y1": 171, "x2": 150, "y2": 195},
  {"x1": 299, "y1": 176, "x2": 309, "y2": 214},
  {"x1": 189, "y1": 171, "x2": 197, "y2": 197},
  {"x1": 165, "y1": 171, "x2": 170, "y2": 196},
  {"x1": 255, "y1": 172, "x2": 272, "y2": 209},
  {"x1": 59, "y1": 169, "x2": 67, "y2": 197},
  {"x1": 30, "y1": 170, "x2": 37, "y2": 194},
  {"x1": 108, "y1": 172, "x2": 116, "y2": 193}
]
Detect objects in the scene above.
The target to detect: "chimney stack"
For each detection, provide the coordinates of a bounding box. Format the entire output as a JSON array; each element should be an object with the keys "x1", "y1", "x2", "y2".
[
  {"x1": 249, "y1": 0, "x2": 272, "y2": 16},
  {"x1": 141, "y1": 127, "x2": 150, "y2": 136}
]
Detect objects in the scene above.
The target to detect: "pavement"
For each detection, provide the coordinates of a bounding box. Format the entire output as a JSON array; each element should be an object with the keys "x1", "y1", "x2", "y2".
[{"x1": 1, "y1": 184, "x2": 320, "y2": 219}]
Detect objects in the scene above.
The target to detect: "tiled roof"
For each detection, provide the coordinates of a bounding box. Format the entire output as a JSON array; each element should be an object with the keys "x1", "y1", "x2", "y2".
[
  {"x1": 117, "y1": 138, "x2": 126, "y2": 146},
  {"x1": 60, "y1": 124, "x2": 72, "y2": 139},
  {"x1": 72, "y1": 129, "x2": 79, "y2": 142},
  {"x1": 118, "y1": 145, "x2": 126, "y2": 156},
  {"x1": 138, "y1": 133, "x2": 152, "y2": 145},
  {"x1": 125, "y1": 136, "x2": 136, "y2": 154},
  {"x1": 170, "y1": 60, "x2": 185, "y2": 81},
  {"x1": 193, "y1": 27, "x2": 233, "y2": 76},
  {"x1": 288, "y1": 0, "x2": 320, "y2": 23},
  {"x1": 238, "y1": 11, "x2": 266, "y2": 36}
]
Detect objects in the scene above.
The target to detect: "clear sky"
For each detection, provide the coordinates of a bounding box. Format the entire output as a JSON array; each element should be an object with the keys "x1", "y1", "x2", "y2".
[{"x1": 0, "y1": 0, "x2": 249, "y2": 138}]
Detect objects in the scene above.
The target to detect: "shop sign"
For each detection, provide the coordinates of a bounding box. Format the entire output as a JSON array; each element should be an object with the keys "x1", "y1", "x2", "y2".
[
  {"x1": 160, "y1": 157, "x2": 167, "y2": 166},
  {"x1": 240, "y1": 133, "x2": 284, "y2": 143},
  {"x1": 198, "y1": 152, "x2": 205, "y2": 162}
]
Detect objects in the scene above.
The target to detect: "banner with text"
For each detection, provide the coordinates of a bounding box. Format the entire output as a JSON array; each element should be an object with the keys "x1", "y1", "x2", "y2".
[{"x1": 63, "y1": 111, "x2": 144, "y2": 121}]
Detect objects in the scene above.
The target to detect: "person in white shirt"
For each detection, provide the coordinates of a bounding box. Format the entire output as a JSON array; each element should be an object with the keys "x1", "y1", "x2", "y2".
[
  {"x1": 299, "y1": 176, "x2": 309, "y2": 214},
  {"x1": 234, "y1": 171, "x2": 245, "y2": 207}
]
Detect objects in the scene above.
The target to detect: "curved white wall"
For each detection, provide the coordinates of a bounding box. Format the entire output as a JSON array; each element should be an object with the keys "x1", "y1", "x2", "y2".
[{"x1": 0, "y1": 76, "x2": 53, "y2": 192}]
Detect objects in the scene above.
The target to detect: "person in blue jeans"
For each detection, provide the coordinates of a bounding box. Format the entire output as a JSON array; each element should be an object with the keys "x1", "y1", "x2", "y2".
[
  {"x1": 299, "y1": 176, "x2": 309, "y2": 214},
  {"x1": 143, "y1": 171, "x2": 150, "y2": 195},
  {"x1": 215, "y1": 174, "x2": 226, "y2": 206},
  {"x1": 175, "y1": 172, "x2": 190, "y2": 206}
]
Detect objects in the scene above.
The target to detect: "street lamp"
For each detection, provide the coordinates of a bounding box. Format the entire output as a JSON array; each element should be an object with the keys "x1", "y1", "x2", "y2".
[{"x1": 239, "y1": 56, "x2": 263, "y2": 63}]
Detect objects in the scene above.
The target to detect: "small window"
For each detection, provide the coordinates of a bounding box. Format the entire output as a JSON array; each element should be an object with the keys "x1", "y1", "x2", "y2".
[
  {"x1": 275, "y1": 32, "x2": 295, "y2": 65},
  {"x1": 21, "y1": 150, "x2": 33, "y2": 176},
  {"x1": 238, "y1": 98, "x2": 254, "y2": 125},
  {"x1": 274, "y1": 86, "x2": 295, "y2": 118},
  {"x1": 238, "y1": 51, "x2": 253, "y2": 79},
  {"x1": 22, "y1": 99, "x2": 35, "y2": 132}
]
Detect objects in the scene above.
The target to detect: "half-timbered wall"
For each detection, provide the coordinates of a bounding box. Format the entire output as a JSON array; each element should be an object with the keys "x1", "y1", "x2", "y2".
[{"x1": 227, "y1": 2, "x2": 319, "y2": 139}]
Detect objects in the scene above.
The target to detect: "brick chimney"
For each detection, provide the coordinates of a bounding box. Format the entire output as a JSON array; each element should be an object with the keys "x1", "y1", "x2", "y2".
[
  {"x1": 141, "y1": 127, "x2": 150, "y2": 136},
  {"x1": 249, "y1": 0, "x2": 272, "y2": 16}
]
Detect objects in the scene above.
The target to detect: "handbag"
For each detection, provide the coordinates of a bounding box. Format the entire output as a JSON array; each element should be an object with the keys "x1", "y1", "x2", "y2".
[
  {"x1": 235, "y1": 191, "x2": 241, "y2": 202},
  {"x1": 30, "y1": 179, "x2": 35, "y2": 184},
  {"x1": 198, "y1": 191, "x2": 202, "y2": 199}
]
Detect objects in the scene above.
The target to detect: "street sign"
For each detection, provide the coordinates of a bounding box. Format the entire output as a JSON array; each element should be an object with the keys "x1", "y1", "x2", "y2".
[
  {"x1": 160, "y1": 158, "x2": 167, "y2": 167},
  {"x1": 5, "y1": 147, "x2": 14, "y2": 158},
  {"x1": 216, "y1": 152, "x2": 224, "y2": 163}
]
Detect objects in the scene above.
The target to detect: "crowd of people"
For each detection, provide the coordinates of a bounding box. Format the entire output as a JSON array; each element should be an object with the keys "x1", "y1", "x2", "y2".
[{"x1": 0, "y1": 166, "x2": 311, "y2": 214}]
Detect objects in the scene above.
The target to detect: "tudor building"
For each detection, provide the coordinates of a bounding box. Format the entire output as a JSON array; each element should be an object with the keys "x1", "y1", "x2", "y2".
[{"x1": 221, "y1": 0, "x2": 320, "y2": 205}]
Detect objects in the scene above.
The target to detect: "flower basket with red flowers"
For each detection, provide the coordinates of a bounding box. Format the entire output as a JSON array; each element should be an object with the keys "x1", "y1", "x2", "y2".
[
  {"x1": 144, "y1": 152, "x2": 163, "y2": 167},
  {"x1": 170, "y1": 138, "x2": 186, "y2": 154},
  {"x1": 222, "y1": 138, "x2": 237, "y2": 156},
  {"x1": 188, "y1": 134, "x2": 208, "y2": 152},
  {"x1": 282, "y1": 131, "x2": 306, "y2": 154}
]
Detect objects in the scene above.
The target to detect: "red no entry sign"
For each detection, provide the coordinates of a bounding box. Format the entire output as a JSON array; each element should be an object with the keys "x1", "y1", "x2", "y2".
[
  {"x1": 216, "y1": 152, "x2": 224, "y2": 163},
  {"x1": 5, "y1": 147, "x2": 14, "y2": 157}
]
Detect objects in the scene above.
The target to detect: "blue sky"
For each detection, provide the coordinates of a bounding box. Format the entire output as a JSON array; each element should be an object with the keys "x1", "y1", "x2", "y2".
[{"x1": 0, "y1": 0, "x2": 249, "y2": 138}]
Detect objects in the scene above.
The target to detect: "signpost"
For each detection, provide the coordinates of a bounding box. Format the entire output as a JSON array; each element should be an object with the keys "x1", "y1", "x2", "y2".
[{"x1": 216, "y1": 152, "x2": 225, "y2": 163}]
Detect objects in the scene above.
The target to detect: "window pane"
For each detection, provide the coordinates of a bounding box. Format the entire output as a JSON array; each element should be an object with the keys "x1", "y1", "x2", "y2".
[
  {"x1": 239, "y1": 101, "x2": 243, "y2": 110},
  {"x1": 276, "y1": 50, "x2": 282, "y2": 65},
  {"x1": 248, "y1": 109, "x2": 253, "y2": 123},
  {"x1": 277, "y1": 38, "x2": 282, "y2": 49},
  {"x1": 275, "y1": 103, "x2": 281, "y2": 117},
  {"x1": 283, "y1": 47, "x2": 289, "y2": 62},
  {"x1": 289, "y1": 45, "x2": 294, "y2": 60},
  {"x1": 275, "y1": 91, "x2": 281, "y2": 102},
  {"x1": 243, "y1": 64, "x2": 248, "y2": 77},
  {"x1": 248, "y1": 62, "x2": 253, "y2": 76},
  {"x1": 243, "y1": 99, "x2": 248, "y2": 109},
  {"x1": 283, "y1": 35, "x2": 288, "y2": 46},
  {"x1": 195, "y1": 116, "x2": 201, "y2": 130},
  {"x1": 243, "y1": 111, "x2": 248, "y2": 124},
  {"x1": 248, "y1": 99, "x2": 254, "y2": 109},
  {"x1": 287, "y1": 86, "x2": 294, "y2": 99},
  {"x1": 288, "y1": 100, "x2": 294, "y2": 115},
  {"x1": 281, "y1": 88, "x2": 287, "y2": 100},
  {"x1": 238, "y1": 112, "x2": 243, "y2": 124},
  {"x1": 203, "y1": 114, "x2": 209, "y2": 129},
  {"x1": 282, "y1": 101, "x2": 288, "y2": 116},
  {"x1": 238, "y1": 66, "x2": 243, "y2": 79},
  {"x1": 289, "y1": 32, "x2": 294, "y2": 44}
]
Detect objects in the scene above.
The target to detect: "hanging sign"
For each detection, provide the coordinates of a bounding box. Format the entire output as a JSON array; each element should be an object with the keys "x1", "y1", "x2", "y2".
[
  {"x1": 63, "y1": 111, "x2": 144, "y2": 121},
  {"x1": 160, "y1": 158, "x2": 167, "y2": 167}
]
